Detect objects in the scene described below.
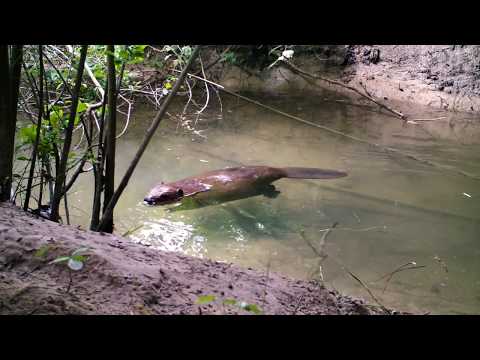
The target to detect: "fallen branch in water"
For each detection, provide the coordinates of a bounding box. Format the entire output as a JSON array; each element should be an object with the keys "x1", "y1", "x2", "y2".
[
  {"x1": 281, "y1": 59, "x2": 406, "y2": 120},
  {"x1": 344, "y1": 268, "x2": 391, "y2": 313},
  {"x1": 408, "y1": 116, "x2": 448, "y2": 122},
  {"x1": 299, "y1": 225, "x2": 390, "y2": 313},
  {"x1": 300, "y1": 223, "x2": 337, "y2": 282},
  {"x1": 317, "y1": 222, "x2": 338, "y2": 260},
  {"x1": 121, "y1": 224, "x2": 144, "y2": 237},
  {"x1": 374, "y1": 261, "x2": 426, "y2": 294},
  {"x1": 433, "y1": 255, "x2": 448, "y2": 273}
]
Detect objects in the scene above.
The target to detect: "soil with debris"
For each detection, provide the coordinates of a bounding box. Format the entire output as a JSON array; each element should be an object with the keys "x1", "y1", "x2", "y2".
[
  {"x1": 0, "y1": 202, "x2": 403, "y2": 315},
  {"x1": 337, "y1": 45, "x2": 480, "y2": 113},
  {"x1": 214, "y1": 45, "x2": 480, "y2": 114}
]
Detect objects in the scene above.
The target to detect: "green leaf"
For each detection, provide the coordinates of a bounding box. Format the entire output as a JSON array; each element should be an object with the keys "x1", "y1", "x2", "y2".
[
  {"x1": 19, "y1": 125, "x2": 38, "y2": 144},
  {"x1": 72, "y1": 247, "x2": 90, "y2": 256},
  {"x1": 49, "y1": 108, "x2": 64, "y2": 128},
  {"x1": 195, "y1": 295, "x2": 216, "y2": 305},
  {"x1": 49, "y1": 256, "x2": 70, "y2": 265},
  {"x1": 70, "y1": 255, "x2": 86, "y2": 262},
  {"x1": 74, "y1": 114, "x2": 81, "y2": 127},
  {"x1": 34, "y1": 245, "x2": 51, "y2": 258},
  {"x1": 16, "y1": 156, "x2": 29, "y2": 161},
  {"x1": 76, "y1": 101, "x2": 88, "y2": 114},
  {"x1": 239, "y1": 303, "x2": 263, "y2": 314},
  {"x1": 222, "y1": 299, "x2": 237, "y2": 306}
]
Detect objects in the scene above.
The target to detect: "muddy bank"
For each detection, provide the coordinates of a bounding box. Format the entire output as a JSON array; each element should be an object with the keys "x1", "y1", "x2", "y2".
[
  {"x1": 0, "y1": 202, "x2": 401, "y2": 315},
  {"x1": 215, "y1": 45, "x2": 480, "y2": 114}
]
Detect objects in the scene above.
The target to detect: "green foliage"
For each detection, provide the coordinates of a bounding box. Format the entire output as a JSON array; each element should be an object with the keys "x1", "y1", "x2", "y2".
[
  {"x1": 222, "y1": 298, "x2": 238, "y2": 306},
  {"x1": 49, "y1": 247, "x2": 90, "y2": 271},
  {"x1": 162, "y1": 45, "x2": 194, "y2": 68},
  {"x1": 17, "y1": 99, "x2": 87, "y2": 163},
  {"x1": 195, "y1": 295, "x2": 216, "y2": 304},
  {"x1": 222, "y1": 51, "x2": 237, "y2": 65},
  {"x1": 239, "y1": 302, "x2": 262, "y2": 314},
  {"x1": 34, "y1": 245, "x2": 52, "y2": 259},
  {"x1": 19, "y1": 124, "x2": 37, "y2": 144},
  {"x1": 195, "y1": 294, "x2": 263, "y2": 314}
]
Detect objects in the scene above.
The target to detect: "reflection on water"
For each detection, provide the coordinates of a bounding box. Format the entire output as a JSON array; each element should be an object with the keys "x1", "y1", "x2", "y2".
[{"x1": 67, "y1": 93, "x2": 480, "y2": 314}]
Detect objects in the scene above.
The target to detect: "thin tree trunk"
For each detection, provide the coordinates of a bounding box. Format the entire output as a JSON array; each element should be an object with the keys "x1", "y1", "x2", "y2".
[
  {"x1": 0, "y1": 46, "x2": 12, "y2": 201},
  {"x1": 90, "y1": 83, "x2": 108, "y2": 230},
  {"x1": 50, "y1": 45, "x2": 88, "y2": 222},
  {"x1": 0, "y1": 45, "x2": 23, "y2": 202},
  {"x1": 63, "y1": 178, "x2": 70, "y2": 225},
  {"x1": 38, "y1": 157, "x2": 44, "y2": 208},
  {"x1": 24, "y1": 45, "x2": 44, "y2": 211},
  {"x1": 10, "y1": 46, "x2": 23, "y2": 127},
  {"x1": 96, "y1": 46, "x2": 201, "y2": 232},
  {"x1": 99, "y1": 45, "x2": 117, "y2": 233}
]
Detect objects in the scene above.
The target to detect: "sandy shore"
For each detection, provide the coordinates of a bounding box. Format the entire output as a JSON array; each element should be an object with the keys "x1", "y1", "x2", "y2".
[{"x1": 0, "y1": 202, "x2": 401, "y2": 315}]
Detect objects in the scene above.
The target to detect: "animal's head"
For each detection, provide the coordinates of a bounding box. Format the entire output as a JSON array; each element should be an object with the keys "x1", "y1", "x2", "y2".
[{"x1": 144, "y1": 183, "x2": 184, "y2": 206}]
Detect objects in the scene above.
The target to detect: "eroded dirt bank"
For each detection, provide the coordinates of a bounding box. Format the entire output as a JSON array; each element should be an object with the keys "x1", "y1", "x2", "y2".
[
  {"x1": 0, "y1": 202, "x2": 400, "y2": 315},
  {"x1": 216, "y1": 45, "x2": 480, "y2": 114}
]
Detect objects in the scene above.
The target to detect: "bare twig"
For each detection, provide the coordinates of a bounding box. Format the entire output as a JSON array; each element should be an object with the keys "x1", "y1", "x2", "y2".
[
  {"x1": 96, "y1": 46, "x2": 201, "y2": 231},
  {"x1": 195, "y1": 56, "x2": 210, "y2": 125},
  {"x1": 374, "y1": 261, "x2": 426, "y2": 294},
  {"x1": 262, "y1": 254, "x2": 272, "y2": 309},
  {"x1": 121, "y1": 224, "x2": 144, "y2": 237},
  {"x1": 344, "y1": 268, "x2": 390, "y2": 313},
  {"x1": 193, "y1": 45, "x2": 232, "y2": 76},
  {"x1": 66, "y1": 45, "x2": 104, "y2": 100},
  {"x1": 291, "y1": 294, "x2": 304, "y2": 315},
  {"x1": 299, "y1": 225, "x2": 390, "y2": 313},
  {"x1": 281, "y1": 59, "x2": 406, "y2": 120},
  {"x1": 66, "y1": 269, "x2": 73, "y2": 294},
  {"x1": 433, "y1": 255, "x2": 448, "y2": 273},
  {"x1": 116, "y1": 94, "x2": 132, "y2": 139}
]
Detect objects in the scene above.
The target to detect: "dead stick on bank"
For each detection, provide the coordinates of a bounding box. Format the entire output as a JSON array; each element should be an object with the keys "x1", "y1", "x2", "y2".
[
  {"x1": 281, "y1": 59, "x2": 406, "y2": 120},
  {"x1": 174, "y1": 70, "x2": 480, "y2": 181}
]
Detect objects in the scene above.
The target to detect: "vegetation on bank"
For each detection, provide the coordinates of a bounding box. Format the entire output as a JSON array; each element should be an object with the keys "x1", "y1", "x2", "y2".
[
  {"x1": 1, "y1": 45, "x2": 205, "y2": 233},
  {"x1": 0, "y1": 45, "x2": 304, "y2": 233}
]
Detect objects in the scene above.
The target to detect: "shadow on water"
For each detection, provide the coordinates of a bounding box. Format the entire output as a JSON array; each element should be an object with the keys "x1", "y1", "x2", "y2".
[{"x1": 67, "y1": 93, "x2": 480, "y2": 314}]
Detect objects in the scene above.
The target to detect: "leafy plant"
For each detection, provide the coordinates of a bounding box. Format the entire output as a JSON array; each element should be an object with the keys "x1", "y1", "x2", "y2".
[
  {"x1": 49, "y1": 247, "x2": 90, "y2": 293},
  {"x1": 34, "y1": 244, "x2": 53, "y2": 259},
  {"x1": 49, "y1": 247, "x2": 90, "y2": 270},
  {"x1": 195, "y1": 294, "x2": 263, "y2": 315},
  {"x1": 222, "y1": 51, "x2": 237, "y2": 65}
]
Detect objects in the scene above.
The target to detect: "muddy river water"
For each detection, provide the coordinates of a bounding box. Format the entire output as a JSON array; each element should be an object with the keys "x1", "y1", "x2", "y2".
[{"x1": 66, "y1": 93, "x2": 480, "y2": 314}]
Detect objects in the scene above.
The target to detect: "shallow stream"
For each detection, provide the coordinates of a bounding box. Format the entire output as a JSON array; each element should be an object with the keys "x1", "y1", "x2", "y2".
[{"x1": 66, "y1": 93, "x2": 480, "y2": 314}]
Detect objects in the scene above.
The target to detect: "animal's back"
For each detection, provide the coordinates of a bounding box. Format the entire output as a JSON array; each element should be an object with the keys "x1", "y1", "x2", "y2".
[{"x1": 183, "y1": 166, "x2": 285, "y2": 199}]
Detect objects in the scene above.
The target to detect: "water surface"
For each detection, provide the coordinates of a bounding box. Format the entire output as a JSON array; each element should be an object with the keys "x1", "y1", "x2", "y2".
[{"x1": 67, "y1": 93, "x2": 480, "y2": 314}]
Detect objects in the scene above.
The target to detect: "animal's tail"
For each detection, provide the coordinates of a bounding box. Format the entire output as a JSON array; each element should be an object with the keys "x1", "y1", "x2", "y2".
[{"x1": 281, "y1": 167, "x2": 348, "y2": 179}]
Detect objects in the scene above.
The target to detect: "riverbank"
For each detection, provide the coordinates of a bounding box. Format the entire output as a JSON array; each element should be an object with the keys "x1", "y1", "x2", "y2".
[
  {"x1": 213, "y1": 45, "x2": 480, "y2": 114},
  {"x1": 0, "y1": 202, "x2": 402, "y2": 315}
]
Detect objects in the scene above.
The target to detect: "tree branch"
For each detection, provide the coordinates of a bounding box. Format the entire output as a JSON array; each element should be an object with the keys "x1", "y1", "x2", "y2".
[
  {"x1": 281, "y1": 59, "x2": 406, "y2": 120},
  {"x1": 96, "y1": 46, "x2": 201, "y2": 232}
]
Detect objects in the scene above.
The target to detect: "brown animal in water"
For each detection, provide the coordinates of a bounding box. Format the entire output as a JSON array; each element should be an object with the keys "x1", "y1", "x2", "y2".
[{"x1": 144, "y1": 166, "x2": 347, "y2": 208}]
